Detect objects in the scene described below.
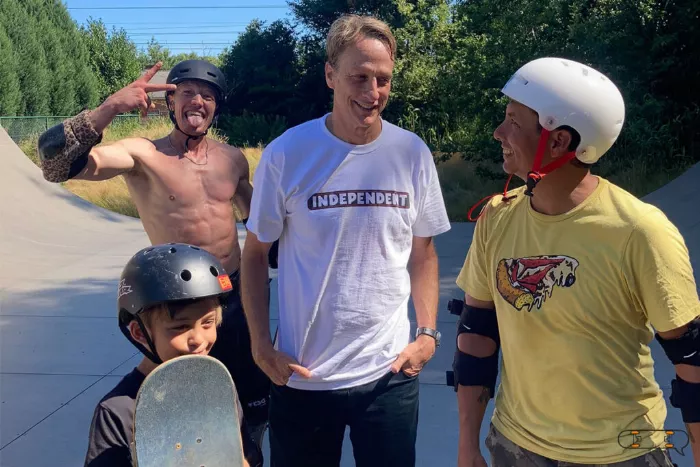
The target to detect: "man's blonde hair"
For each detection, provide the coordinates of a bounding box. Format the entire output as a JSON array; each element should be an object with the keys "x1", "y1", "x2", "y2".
[{"x1": 326, "y1": 14, "x2": 397, "y2": 67}]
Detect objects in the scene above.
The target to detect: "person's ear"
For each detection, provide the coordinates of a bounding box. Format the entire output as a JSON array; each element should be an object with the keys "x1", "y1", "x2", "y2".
[
  {"x1": 166, "y1": 92, "x2": 175, "y2": 112},
  {"x1": 128, "y1": 319, "x2": 150, "y2": 348},
  {"x1": 325, "y1": 62, "x2": 335, "y2": 90},
  {"x1": 550, "y1": 128, "x2": 573, "y2": 159}
]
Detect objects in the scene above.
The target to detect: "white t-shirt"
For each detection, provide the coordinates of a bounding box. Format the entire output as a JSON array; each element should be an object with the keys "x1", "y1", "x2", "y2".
[{"x1": 246, "y1": 114, "x2": 451, "y2": 390}]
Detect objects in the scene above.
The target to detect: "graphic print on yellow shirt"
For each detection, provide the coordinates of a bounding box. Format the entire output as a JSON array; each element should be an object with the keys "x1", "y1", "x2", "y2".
[
  {"x1": 495, "y1": 255, "x2": 578, "y2": 312},
  {"x1": 456, "y1": 177, "x2": 700, "y2": 464}
]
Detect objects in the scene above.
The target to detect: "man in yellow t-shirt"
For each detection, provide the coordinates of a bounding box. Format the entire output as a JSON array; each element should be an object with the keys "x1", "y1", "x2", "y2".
[{"x1": 452, "y1": 58, "x2": 700, "y2": 467}]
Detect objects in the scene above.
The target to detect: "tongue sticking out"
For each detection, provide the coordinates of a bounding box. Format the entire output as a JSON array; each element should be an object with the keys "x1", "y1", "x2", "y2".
[{"x1": 186, "y1": 114, "x2": 204, "y2": 127}]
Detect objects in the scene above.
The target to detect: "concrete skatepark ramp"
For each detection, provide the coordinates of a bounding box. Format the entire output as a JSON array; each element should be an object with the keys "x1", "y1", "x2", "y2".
[{"x1": 0, "y1": 125, "x2": 696, "y2": 466}]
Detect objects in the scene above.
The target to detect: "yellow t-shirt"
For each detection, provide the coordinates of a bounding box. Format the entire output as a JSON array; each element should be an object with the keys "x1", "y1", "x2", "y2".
[{"x1": 456, "y1": 176, "x2": 700, "y2": 464}]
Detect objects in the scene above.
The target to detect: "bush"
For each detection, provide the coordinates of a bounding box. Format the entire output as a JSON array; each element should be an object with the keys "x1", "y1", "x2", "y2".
[{"x1": 217, "y1": 112, "x2": 288, "y2": 147}]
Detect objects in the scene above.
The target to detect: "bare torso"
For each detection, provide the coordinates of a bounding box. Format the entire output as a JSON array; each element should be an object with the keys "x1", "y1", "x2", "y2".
[{"x1": 124, "y1": 136, "x2": 248, "y2": 274}]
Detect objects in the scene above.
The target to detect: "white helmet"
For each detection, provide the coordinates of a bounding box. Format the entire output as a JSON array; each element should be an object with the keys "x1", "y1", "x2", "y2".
[{"x1": 501, "y1": 57, "x2": 625, "y2": 164}]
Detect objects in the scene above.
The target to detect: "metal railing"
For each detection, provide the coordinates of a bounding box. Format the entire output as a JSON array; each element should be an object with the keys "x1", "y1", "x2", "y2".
[{"x1": 0, "y1": 114, "x2": 144, "y2": 142}]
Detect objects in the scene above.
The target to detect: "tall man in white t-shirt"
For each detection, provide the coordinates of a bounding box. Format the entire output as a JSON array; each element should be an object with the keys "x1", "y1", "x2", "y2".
[{"x1": 240, "y1": 13, "x2": 451, "y2": 467}]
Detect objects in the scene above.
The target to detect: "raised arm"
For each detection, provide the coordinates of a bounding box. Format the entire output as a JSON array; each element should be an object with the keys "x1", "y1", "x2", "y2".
[{"x1": 37, "y1": 62, "x2": 175, "y2": 183}]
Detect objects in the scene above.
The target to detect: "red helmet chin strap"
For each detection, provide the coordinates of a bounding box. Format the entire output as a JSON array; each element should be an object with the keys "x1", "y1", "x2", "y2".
[
  {"x1": 467, "y1": 128, "x2": 577, "y2": 222},
  {"x1": 524, "y1": 128, "x2": 577, "y2": 196},
  {"x1": 467, "y1": 173, "x2": 516, "y2": 222}
]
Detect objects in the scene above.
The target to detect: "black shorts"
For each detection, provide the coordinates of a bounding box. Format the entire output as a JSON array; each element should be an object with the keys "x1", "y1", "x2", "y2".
[{"x1": 208, "y1": 270, "x2": 272, "y2": 428}]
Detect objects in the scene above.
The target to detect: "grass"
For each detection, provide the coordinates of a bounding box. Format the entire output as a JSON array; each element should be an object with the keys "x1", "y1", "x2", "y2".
[
  {"x1": 19, "y1": 116, "x2": 262, "y2": 219},
  {"x1": 17, "y1": 116, "x2": 694, "y2": 222}
]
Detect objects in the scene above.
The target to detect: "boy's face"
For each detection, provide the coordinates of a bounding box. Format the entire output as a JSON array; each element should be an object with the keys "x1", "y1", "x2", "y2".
[{"x1": 129, "y1": 297, "x2": 221, "y2": 362}]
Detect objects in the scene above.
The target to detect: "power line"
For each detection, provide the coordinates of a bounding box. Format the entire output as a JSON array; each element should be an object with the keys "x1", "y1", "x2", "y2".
[
  {"x1": 102, "y1": 21, "x2": 251, "y2": 25},
  {"x1": 112, "y1": 25, "x2": 250, "y2": 30},
  {"x1": 128, "y1": 31, "x2": 244, "y2": 35},
  {"x1": 133, "y1": 42, "x2": 233, "y2": 45},
  {"x1": 67, "y1": 5, "x2": 288, "y2": 10}
]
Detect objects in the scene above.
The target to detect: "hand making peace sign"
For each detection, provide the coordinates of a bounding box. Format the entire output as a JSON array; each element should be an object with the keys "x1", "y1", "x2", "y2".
[{"x1": 104, "y1": 62, "x2": 177, "y2": 117}]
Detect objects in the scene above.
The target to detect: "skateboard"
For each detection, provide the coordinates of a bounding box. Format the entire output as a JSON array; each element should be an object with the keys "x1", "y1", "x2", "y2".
[{"x1": 132, "y1": 354, "x2": 245, "y2": 467}]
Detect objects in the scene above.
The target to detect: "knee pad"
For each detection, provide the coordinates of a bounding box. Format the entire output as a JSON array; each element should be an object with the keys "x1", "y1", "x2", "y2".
[
  {"x1": 446, "y1": 300, "x2": 500, "y2": 397},
  {"x1": 656, "y1": 318, "x2": 700, "y2": 423}
]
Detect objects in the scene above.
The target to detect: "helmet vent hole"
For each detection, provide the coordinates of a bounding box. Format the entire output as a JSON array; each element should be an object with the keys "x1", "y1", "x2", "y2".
[
  {"x1": 145, "y1": 248, "x2": 154, "y2": 254},
  {"x1": 169, "y1": 247, "x2": 177, "y2": 253},
  {"x1": 207, "y1": 72, "x2": 216, "y2": 78},
  {"x1": 181, "y1": 270, "x2": 192, "y2": 281},
  {"x1": 210, "y1": 266, "x2": 218, "y2": 277},
  {"x1": 189, "y1": 245, "x2": 200, "y2": 250}
]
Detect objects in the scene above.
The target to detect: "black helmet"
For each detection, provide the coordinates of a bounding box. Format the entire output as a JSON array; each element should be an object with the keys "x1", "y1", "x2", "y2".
[
  {"x1": 166, "y1": 59, "x2": 227, "y2": 103},
  {"x1": 117, "y1": 243, "x2": 232, "y2": 363},
  {"x1": 165, "y1": 60, "x2": 227, "y2": 143}
]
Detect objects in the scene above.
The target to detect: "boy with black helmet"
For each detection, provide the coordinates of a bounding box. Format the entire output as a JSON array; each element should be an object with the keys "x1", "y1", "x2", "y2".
[
  {"x1": 84, "y1": 243, "x2": 262, "y2": 467},
  {"x1": 36, "y1": 61, "x2": 273, "y2": 452}
]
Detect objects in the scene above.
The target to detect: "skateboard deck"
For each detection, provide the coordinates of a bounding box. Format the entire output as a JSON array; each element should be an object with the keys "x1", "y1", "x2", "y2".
[{"x1": 133, "y1": 354, "x2": 244, "y2": 467}]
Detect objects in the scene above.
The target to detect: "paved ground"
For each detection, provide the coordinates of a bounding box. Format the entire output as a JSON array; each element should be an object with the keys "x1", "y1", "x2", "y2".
[{"x1": 0, "y1": 126, "x2": 696, "y2": 466}]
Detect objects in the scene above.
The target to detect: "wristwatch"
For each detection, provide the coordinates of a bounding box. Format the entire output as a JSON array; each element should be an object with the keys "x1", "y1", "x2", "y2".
[{"x1": 416, "y1": 327, "x2": 441, "y2": 347}]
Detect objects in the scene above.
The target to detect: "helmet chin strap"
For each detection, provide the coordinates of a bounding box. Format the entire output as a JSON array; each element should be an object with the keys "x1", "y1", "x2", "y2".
[
  {"x1": 119, "y1": 314, "x2": 163, "y2": 365},
  {"x1": 170, "y1": 113, "x2": 211, "y2": 151},
  {"x1": 524, "y1": 128, "x2": 577, "y2": 197},
  {"x1": 466, "y1": 128, "x2": 577, "y2": 221}
]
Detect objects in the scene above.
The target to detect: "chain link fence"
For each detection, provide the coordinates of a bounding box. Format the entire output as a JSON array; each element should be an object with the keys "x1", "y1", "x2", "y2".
[{"x1": 0, "y1": 114, "x2": 143, "y2": 143}]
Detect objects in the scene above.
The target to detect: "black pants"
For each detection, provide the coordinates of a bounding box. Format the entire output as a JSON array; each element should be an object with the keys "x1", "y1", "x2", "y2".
[
  {"x1": 208, "y1": 271, "x2": 271, "y2": 458},
  {"x1": 269, "y1": 370, "x2": 420, "y2": 467}
]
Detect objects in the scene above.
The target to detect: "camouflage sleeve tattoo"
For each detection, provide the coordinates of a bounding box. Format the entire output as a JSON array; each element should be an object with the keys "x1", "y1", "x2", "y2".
[{"x1": 37, "y1": 110, "x2": 103, "y2": 183}]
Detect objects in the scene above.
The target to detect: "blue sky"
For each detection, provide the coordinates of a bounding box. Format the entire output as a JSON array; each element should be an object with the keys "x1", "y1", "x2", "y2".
[{"x1": 64, "y1": 0, "x2": 294, "y2": 56}]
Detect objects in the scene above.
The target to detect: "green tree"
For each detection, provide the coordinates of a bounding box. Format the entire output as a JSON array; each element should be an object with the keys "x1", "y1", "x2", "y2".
[
  {"x1": 288, "y1": 0, "x2": 401, "y2": 38},
  {"x1": 36, "y1": 16, "x2": 77, "y2": 114},
  {"x1": 80, "y1": 18, "x2": 142, "y2": 101},
  {"x1": 219, "y1": 20, "x2": 302, "y2": 121},
  {"x1": 0, "y1": 0, "x2": 51, "y2": 115},
  {"x1": 137, "y1": 38, "x2": 223, "y2": 69},
  {"x1": 46, "y1": 1, "x2": 100, "y2": 110},
  {"x1": 0, "y1": 25, "x2": 21, "y2": 115}
]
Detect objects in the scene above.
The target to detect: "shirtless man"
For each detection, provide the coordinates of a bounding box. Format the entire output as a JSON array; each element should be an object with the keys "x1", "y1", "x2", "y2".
[{"x1": 36, "y1": 60, "x2": 272, "y2": 457}]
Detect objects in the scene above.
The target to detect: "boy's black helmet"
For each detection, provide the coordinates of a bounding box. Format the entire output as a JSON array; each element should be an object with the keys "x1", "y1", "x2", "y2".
[{"x1": 117, "y1": 243, "x2": 233, "y2": 363}]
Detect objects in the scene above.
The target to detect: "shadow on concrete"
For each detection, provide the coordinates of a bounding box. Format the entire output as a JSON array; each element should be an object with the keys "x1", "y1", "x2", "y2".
[
  {"x1": 22, "y1": 173, "x2": 139, "y2": 226},
  {"x1": 0, "y1": 280, "x2": 137, "y2": 376},
  {"x1": 0, "y1": 277, "x2": 120, "y2": 318}
]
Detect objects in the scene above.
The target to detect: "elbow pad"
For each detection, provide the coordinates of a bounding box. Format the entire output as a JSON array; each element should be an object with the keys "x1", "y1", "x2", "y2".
[
  {"x1": 448, "y1": 301, "x2": 501, "y2": 397},
  {"x1": 656, "y1": 318, "x2": 700, "y2": 423},
  {"x1": 37, "y1": 110, "x2": 102, "y2": 183}
]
